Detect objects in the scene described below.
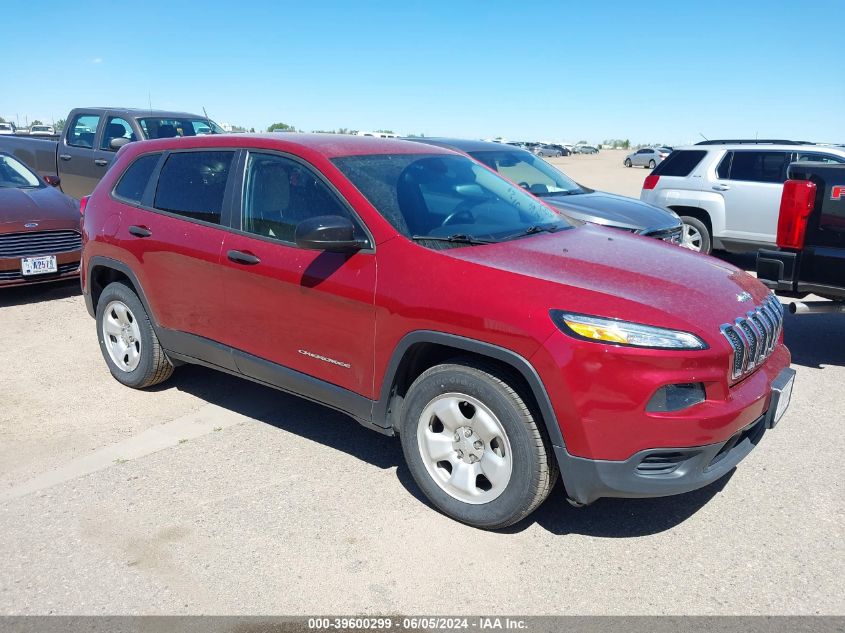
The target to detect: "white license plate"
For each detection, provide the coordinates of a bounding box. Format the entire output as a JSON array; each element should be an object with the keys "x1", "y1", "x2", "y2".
[
  {"x1": 770, "y1": 370, "x2": 795, "y2": 428},
  {"x1": 21, "y1": 255, "x2": 58, "y2": 276}
]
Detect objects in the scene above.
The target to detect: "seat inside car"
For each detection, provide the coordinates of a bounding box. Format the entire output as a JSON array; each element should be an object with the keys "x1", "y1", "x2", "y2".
[{"x1": 248, "y1": 162, "x2": 293, "y2": 240}]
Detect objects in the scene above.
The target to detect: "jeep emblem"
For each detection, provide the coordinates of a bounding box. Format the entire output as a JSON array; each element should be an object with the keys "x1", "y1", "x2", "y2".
[{"x1": 737, "y1": 292, "x2": 752, "y2": 303}]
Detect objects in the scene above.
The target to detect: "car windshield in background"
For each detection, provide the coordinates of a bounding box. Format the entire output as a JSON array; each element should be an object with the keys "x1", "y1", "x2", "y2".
[
  {"x1": 332, "y1": 153, "x2": 570, "y2": 246},
  {"x1": 0, "y1": 154, "x2": 41, "y2": 188},
  {"x1": 468, "y1": 150, "x2": 586, "y2": 197},
  {"x1": 139, "y1": 118, "x2": 224, "y2": 139}
]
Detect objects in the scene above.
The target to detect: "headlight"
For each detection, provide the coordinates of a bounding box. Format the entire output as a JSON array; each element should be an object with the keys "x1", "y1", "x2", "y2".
[{"x1": 550, "y1": 311, "x2": 707, "y2": 350}]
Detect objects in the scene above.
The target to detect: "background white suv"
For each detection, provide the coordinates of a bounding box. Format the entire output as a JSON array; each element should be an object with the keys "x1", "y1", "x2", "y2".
[{"x1": 640, "y1": 140, "x2": 845, "y2": 253}]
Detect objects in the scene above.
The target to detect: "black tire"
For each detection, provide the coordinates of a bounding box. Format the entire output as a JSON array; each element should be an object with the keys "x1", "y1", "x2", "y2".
[
  {"x1": 624, "y1": 158, "x2": 632, "y2": 167},
  {"x1": 679, "y1": 216, "x2": 712, "y2": 255},
  {"x1": 96, "y1": 281, "x2": 174, "y2": 389},
  {"x1": 648, "y1": 159, "x2": 656, "y2": 169},
  {"x1": 399, "y1": 359, "x2": 557, "y2": 530}
]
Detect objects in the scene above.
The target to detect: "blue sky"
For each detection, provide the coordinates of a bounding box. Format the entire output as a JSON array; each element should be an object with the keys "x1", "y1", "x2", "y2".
[{"x1": 3, "y1": 0, "x2": 843, "y2": 144}]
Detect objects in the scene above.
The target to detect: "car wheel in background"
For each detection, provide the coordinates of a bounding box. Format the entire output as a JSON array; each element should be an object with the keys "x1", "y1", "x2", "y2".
[
  {"x1": 624, "y1": 158, "x2": 632, "y2": 167},
  {"x1": 679, "y1": 216, "x2": 712, "y2": 254},
  {"x1": 648, "y1": 159, "x2": 656, "y2": 169},
  {"x1": 399, "y1": 359, "x2": 557, "y2": 530},
  {"x1": 96, "y1": 281, "x2": 174, "y2": 389}
]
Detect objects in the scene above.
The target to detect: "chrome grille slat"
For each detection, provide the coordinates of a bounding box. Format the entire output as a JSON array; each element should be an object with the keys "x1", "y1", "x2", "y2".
[
  {"x1": 0, "y1": 231, "x2": 82, "y2": 258},
  {"x1": 721, "y1": 295, "x2": 784, "y2": 381}
]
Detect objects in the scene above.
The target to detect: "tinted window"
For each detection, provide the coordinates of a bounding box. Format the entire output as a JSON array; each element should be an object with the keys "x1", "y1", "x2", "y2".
[
  {"x1": 139, "y1": 118, "x2": 224, "y2": 139},
  {"x1": 153, "y1": 151, "x2": 233, "y2": 224},
  {"x1": 716, "y1": 152, "x2": 732, "y2": 179},
  {"x1": 333, "y1": 154, "x2": 569, "y2": 244},
  {"x1": 469, "y1": 150, "x2": 583, "y2": 196},
  {"x1": 727, "y1": 151, "x2": 789, "y2": 183},
  {"x1": 653, "y1": 150, "x2": 707, "y2": 177},
  {"x1": 114, "y1": 153, "x2": 160, "y2": 203},
  {"x1": 66, "y1": 114, "x2": 100, "y2": 148},
  {"x1": 795, "y1": 152, "x2": 845, "y2": 164},
  {"x1": 101, "y1": 117, "x2": 135, "y2": 150},
  {"x1": 242, "y1": 152, "x2": 360, "y2": 243}
]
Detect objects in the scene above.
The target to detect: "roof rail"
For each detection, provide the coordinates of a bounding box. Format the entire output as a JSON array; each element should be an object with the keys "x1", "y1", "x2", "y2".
[{"x1": 695, "y1": 139, "x2": 813, "y2": 146}]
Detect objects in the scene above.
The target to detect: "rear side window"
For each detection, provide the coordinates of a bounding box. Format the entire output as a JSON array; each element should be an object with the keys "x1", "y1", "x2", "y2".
[
  {"x1": 795, "y1": 152, "x2": 845, "y2": 164},
  {"x1": 113, "y1": 153, "x2": 160, "y2": 203},
  {"x1": 726, "y1": 151, "x2": 789, "y2": 183},
  {"x1": 153, "y1": 151, "x2": 233, "y2": 224},
  {"x1": 652, "y1": 150, "x2": 706, "y2": 177}
]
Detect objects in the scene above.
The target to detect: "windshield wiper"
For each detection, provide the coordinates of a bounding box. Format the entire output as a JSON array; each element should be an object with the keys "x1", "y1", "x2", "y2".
[
  {"x1": 410, "y1": 233, "x2": 496, "y2": 245},
  {"x1": 502, "y1": 223, "x2": 567, "y2": 240}
]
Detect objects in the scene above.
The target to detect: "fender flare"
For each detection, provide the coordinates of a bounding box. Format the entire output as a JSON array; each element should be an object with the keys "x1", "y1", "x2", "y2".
[{"x1": 85, "y1": 256, "x2": 157, "y2": 325}]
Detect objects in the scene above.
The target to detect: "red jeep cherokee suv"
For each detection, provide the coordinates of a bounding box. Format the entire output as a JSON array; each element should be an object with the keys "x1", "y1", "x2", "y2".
[{"x1": 81, "y1": 134, "x2": 795, "y2": 529}]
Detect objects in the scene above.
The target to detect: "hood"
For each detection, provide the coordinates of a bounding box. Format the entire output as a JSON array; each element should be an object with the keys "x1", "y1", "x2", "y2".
[
  {"x1": 0, "y1": 186, "x2": 79, "y2": 228},
  {"x1": 445, "y1": 225, "x2": 770, "y2": 337},
  {"x1": 545, "y1": 190, "x2": 678, "y2": 232}
]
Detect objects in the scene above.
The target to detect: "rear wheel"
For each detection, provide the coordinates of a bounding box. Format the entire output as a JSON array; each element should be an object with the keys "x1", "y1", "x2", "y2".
[
  {"x1": 679, "y1": 216, "x2": 712, "y2": 254},
  {"x1": 648, "y1": 159, "x2": 656, "y2": 169},
  {"x1": 96, "y1": 281, "x2": 174, "y2": 389},
  {"x1": 624, "y1": 158, "x2": 632, "y2": 167},
  {"x1": 399, "y1": 359, "x2": 557, "y2": 530}
]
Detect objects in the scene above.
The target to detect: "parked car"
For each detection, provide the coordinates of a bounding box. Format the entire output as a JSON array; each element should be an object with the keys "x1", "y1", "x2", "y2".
[
  {"x1": 625, "y1": 147, "x2": 670, "y2": 169},
  {"x1": 575, "y1": 145, "x2": 599, "y2": 154},
  {"x1": 0, "y1": 152, "x2": 81, "y2": 287},
  {"x1": 29, "y1": 125, "x2": 56, "y2": 137},
  {"x1": 533, "y1": 144, "x2": 563, "y2": 158},
  {"x1": 0, "y1": 122, "x2": 17, "y2": 135},
  {"x1": 757, "y1": 161, "x2": 845, "y2": 314},
  {"x1": 640, "y1": 140, "x2": 845, "y2": 254},
  {"x1": 0, "y1": 107, "x2": 224, "y2": 200},
  {"x1": 81, "y1": 134, "x2": 794, "y2": 529},
  {"x1": 409, "y1": 137, "x2": 682, "y2": 242}
]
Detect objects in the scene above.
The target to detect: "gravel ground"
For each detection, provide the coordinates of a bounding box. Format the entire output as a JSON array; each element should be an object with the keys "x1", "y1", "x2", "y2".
[{"x1": 0, "y1": 150, "x2": 842, "y2": 615}]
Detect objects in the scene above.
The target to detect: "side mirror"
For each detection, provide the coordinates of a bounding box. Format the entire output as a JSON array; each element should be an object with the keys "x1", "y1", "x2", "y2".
[
  {"x1": 294, "y1": 215, "x2": 366, "y2": 252},
  {"x1": 43, "y1": 174, "x2": 61, "y2": 187},
  {"x1": 110, "y1": 137, "x2": 131, "y2": 150}
]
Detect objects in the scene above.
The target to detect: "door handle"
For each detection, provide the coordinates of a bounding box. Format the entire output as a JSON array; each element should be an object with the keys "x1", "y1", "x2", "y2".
[
  {"x1": 59, "y1": 154, "x2": 72, "y2": 161},
  {"x1": 712, "y1": 184, "x2": 730, "y2": 191},
  {"x1": 227, "y1": 249, "x2": 261, "y2": 265},
  {"x1": 128, "y1": 225, "x2": 152, "y2": 238},
  {"x1": 94, "y1": 159, "x2": 109, "y2": 167}
]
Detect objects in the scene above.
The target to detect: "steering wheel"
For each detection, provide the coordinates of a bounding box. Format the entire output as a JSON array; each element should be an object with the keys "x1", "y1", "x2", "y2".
[
  {"x1": 442, "y1": 209, "x2": 475, "y2": 227},
  {"x1": 518, "y1": 181, "x2": 531, "y2": 190}
]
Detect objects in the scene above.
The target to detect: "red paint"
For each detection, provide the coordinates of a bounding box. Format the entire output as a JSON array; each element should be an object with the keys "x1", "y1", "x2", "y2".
[
  {"x1": 831, "y1": 185, "x2": 845, "y2": 200},
  {"x1": 82, "y1": 135, "x2": 791, "y2": 461}
]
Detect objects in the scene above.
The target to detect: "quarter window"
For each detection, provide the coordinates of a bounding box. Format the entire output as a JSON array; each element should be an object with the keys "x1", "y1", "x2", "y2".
[
  {"x1": 726, "y1": 151, "x2": 789, "y2": 183},
  {"x1": 795, "y1": 152, "x2": 845, "y2": 164},
  {"x1": 66, "y1": 114, "x2": 101, "y2": 148},
  {"x1": 716, "y1": 152, "x2": 732, "y2": 179},
  {"x1": 653, "y1": 150, "x2": 707, "y2": 177},
  {"x1": 242, "y1": 152, "x2": 359, "y2": 243},
  {"x1": 153, "y1": 151, "x2": 233, "y2": 224},
  {"x1": 114, "y1": 154, "x2": 161, "y2": 203}
]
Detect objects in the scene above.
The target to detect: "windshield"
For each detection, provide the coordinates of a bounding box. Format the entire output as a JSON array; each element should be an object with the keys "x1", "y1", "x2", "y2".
[
  {"x1": 138, "y1": 117, "x2": 224, "y2": 139},
  {"x1": 332, "y1": 153, "x2": 570, "y2": 246},
  {"x1": 0, "y1": 154, "x2": 41, "y2": 188},
  {"x1": 468, "y1": 150, "x2": 586, "y2": 197}
]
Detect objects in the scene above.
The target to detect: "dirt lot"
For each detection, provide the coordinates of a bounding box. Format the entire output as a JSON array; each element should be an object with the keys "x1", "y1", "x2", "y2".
[{"x1": 1, "y1": 149, "x2": 843, "y2": 615}]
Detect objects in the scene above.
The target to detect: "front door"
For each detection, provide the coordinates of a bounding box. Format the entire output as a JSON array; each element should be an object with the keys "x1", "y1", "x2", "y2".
[
  {"x1": 58, "y1": 112, "x2": 103, "y2": 199},
  {"x1": 219, "y1": 151, "x2": 377, "y2": 397}
]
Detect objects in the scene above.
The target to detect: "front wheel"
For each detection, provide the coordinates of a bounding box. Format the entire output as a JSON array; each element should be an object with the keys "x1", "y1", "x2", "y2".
[
  {"x1": 624, "y1": 158, "x2": 632, "y2": 167},
  {"x1": 96, "y1": 281, "x2": 174, "y2": 389},
  {"x1": 648, "y1": 159, "x2": 656, "y2": 169},
  {"x1": 399, "y1": 360, "x2": 557, "y2": 529},
  {"x1": 679, "y1": 216, "x2": 712, "y2": 254}
]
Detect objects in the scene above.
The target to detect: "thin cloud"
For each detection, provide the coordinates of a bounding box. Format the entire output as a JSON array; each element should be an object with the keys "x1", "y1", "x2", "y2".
[{"x1": 91, "y1": 57, "x2": 103, "y2": 64}]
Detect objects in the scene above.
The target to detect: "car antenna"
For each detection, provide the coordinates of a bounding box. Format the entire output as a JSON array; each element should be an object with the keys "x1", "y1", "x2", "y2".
[{"x1": 699, "y1": 132, "x2": 709, "y2": 142}]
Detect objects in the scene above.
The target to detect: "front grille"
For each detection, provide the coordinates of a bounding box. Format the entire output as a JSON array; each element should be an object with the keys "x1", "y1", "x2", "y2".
[
  {"x1": 0, "y1": 230, "x2": 82, "y2": 258},
  {"x1": 0, "y1": 262, "x2": 79, "y2": 281},
  {"x1": 720, "y1": 295, "x2": 784, "y2": 381},
  {"x1": 642, "y1": 225, "x2": 683, "y2": 244}
]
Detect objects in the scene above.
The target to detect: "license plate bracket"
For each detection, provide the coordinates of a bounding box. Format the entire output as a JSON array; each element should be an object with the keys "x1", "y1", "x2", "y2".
[{"x1": 766, "y1": 367, "x2": 796, "y2": 429}]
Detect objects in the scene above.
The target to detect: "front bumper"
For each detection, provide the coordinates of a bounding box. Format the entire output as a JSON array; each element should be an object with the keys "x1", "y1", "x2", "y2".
[{"x1": 556, "y1": 367, "x2": 796, "y2": 505}]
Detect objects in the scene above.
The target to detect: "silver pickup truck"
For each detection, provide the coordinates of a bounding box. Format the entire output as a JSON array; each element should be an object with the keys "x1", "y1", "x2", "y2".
[{"x1": 0, "y1": 107, "x2": 223, "y2": 199}]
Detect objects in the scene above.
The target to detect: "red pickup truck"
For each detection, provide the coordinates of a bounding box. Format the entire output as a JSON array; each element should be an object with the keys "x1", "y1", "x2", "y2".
[{"x1": 81, "y1": 134, "x2": 795, "y2": 529}]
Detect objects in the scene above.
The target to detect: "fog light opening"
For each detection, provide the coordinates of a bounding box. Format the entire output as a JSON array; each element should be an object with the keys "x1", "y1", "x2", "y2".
[{"x1": 647, "y1": 383, "x2": 706, "y2": 413}]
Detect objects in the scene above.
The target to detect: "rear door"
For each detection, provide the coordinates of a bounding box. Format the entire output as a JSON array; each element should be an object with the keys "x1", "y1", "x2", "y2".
[
  {"x1": 717, "y1": 150, "x2": 790, "y2": 244},
  {"x1": 114, "y1": 149, "x2": 236, "y2": 363},
  {"x1": 218, "y1": 150, "x2": 377, "y2": 396},
  {"x1": 58, "y1": 112, "x2": 103, "y2": 199}
]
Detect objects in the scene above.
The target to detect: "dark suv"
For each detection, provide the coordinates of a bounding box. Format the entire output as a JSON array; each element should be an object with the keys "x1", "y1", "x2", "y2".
[{"x1": 81, "y1": 134, "x2": 794, "y2": 529}]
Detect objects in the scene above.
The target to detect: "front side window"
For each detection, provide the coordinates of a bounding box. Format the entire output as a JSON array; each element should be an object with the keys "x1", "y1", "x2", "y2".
[
  {"x1": 101, "y1": 117, "x2": 135, "y2": 151},
  {"x1": 726, "y1": 151, "x2": 789, "y2": 183},
  {"x1": 66, "y1": 114, "x2": 101, "y2": 148},
  {"x1": 333, "y1": 153, "x2": 570, "y2": 245},
  {"x1": 139, "y1": 118, "x2": 224, "y2": 139},
  {"x1": 114, "y1": 153, "x2": 161, "y2": 203},
  {"x1": 469, "y1": 150, "x2": 584, "y2": 197},
  {"x1": 0, "y1": 154, "x2": 41, "y2": 188},
  {"x1": 242, "y1": 152, "x2": 361, "y2": 243},
  {"x1": 153, "y1": 151, "x2": 233, "y2": 224}
]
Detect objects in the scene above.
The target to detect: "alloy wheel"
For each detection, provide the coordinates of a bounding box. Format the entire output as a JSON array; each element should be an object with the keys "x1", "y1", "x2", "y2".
[
  {"x1": 680, "y1": 223, "x2": 703, "y2": 251},
  {"x1": 102, "y1": 300, "x2": 142, "y2": 372}
]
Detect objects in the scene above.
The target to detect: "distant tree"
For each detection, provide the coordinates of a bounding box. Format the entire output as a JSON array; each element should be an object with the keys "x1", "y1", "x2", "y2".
[
  {"x1": 622, "y1": 139, "x2": 630, "y2": 149},
  {"x1": 0, "y1": 116, "x2": 5, "y2": 123},
  {"x1": 267, "y1": 122, "x2": 295, "y2": 132},
  {"x1": 578, "y1": 139, "x2": 587, "y2": 144},
  {"x1": 249, "y1": 127, "x2": 255, "y2": 133},
  {"x1": 337, "y1": 128, "x2": 349, "y2": 135},
  {"x1": 54, "y1": 118, "x2": 65, "y2": 132},
  {"x1": 31, "y1": 119, "x2": 43, "y2": 126}
]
